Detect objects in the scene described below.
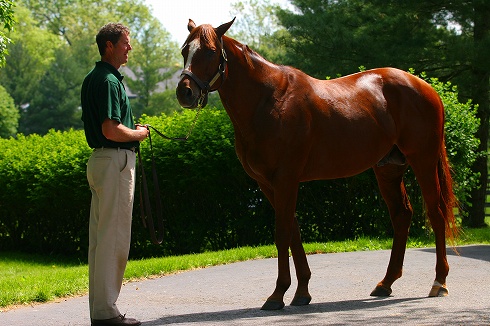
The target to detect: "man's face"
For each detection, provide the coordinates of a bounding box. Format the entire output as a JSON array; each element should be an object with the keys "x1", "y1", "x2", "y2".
[{"x1": 109, "y1": 32, "x2": 132, "y2": 68}]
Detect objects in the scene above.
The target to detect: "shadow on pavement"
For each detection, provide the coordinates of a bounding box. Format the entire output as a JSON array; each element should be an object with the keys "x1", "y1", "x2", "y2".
[
  {"x1": 419, "y1": 244, "x2": 490, "y2": 262},
  {"x1": 142, "y1": 296, "x2": 426, "y2": 325}
]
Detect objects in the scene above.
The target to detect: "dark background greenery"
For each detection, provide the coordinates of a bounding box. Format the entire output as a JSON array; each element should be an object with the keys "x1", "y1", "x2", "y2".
[{"x1": 0, "y1": 77, "x2": 480, "y2": 259}]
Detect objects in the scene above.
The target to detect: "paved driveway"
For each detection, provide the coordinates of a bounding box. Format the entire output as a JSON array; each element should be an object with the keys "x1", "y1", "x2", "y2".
[{"x1": 2, "y1": 245, "x2": 489, "y2": 325}]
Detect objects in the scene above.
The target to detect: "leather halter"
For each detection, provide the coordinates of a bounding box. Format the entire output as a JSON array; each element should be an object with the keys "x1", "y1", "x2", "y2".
[{"x1": 179, "y1": 38, "x2": 227, "y2": 108}]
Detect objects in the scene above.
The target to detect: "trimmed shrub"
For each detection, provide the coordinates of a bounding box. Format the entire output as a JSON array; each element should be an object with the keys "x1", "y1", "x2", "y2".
[{"x1": 0, "y1": 130, "x2": 92, "y2": 256}]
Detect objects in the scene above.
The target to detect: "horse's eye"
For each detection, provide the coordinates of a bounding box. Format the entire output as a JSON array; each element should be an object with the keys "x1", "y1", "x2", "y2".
[{"x1": 206, "y1": 49, "x2": 216, "y2": 58}]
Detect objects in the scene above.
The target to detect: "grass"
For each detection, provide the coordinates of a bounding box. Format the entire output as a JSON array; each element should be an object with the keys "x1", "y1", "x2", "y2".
[
  {"x1": 1, "y1": 218, "x2": 489, "y2": 311},
  {"x1": 0, "y1": 252, "x2": 88, "y2": 309}
]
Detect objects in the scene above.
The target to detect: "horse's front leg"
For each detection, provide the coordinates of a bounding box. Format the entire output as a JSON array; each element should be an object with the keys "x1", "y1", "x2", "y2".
[
  {"x1": 260, "y1": 211, "x2": 294, "y2": 310},
  {"x1": 260, "y1": 182, "x2": 299, "y2": 310},
  {"x1": 290, "y1": 214, "x2": 312, "y2": 306}
]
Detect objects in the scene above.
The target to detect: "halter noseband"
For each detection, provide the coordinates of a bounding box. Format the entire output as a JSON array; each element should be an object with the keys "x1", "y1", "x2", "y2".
[{"x1": 180, "y1": 38, "x2": 227, "y2": 108}]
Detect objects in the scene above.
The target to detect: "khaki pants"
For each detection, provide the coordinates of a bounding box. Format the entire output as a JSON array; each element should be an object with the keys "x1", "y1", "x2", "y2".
[{"x1": 86, "y1": 148, "x2": 136, "y2": 320}]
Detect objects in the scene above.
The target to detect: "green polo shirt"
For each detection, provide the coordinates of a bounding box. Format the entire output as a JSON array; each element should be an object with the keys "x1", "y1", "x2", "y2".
[{"x1": 81, "y1": 61, "x2": 139, "y2": 149}]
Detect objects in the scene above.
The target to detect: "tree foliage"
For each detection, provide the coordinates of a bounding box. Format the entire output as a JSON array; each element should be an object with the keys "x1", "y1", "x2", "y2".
[
  {"x1": 0, "y1": 84, "x2": 18, "y2": 137},
  {"x1": 0, "y1": 0, "x2": 181, "y2": 135},
  {"x1": 277, "y1": 1, "x2": 458, "y2": 77},
  {"x1": 0, "y1": 5, "x2": 63, "y2": 109},
  {"x1": 229, "y1": 0, "x2": 288, "y2": 62},
  {"x1": 125, "y1": 16, "x2": 180, "y2": 118},
  {"x1": 0, "y1": 0, "x2": 15, "y2": 67}
]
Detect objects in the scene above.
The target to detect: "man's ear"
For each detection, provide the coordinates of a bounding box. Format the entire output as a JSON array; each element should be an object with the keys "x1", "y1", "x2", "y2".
[{"x1": 105, "y1": 40, "x2": 114, "y2": 53}]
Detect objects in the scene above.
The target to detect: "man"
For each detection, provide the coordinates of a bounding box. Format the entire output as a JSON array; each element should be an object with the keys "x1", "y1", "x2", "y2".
[{"x1": 81, "y1": 23, "x2": 148, "y2": 326}]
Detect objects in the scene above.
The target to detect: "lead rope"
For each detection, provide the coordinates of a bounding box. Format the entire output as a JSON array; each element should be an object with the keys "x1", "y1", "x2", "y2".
[
  {"x1": 145, "y1": 105, "x2": 203, "y2": 141},
  {"x1": 137, "y1": 106, "x2": 202, "y2": 244},
  {"x1": 137, "y1": 129, "x2": 164, "y2": 245}
]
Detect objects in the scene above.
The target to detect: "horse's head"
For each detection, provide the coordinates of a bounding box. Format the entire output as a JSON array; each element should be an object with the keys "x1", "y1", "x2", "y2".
[{"x1": 176, "y1": 18, "x2": 235, "y2": 109}]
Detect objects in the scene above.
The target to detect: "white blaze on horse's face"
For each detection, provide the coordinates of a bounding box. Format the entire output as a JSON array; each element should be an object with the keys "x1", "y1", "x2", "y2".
[{"x1": 183, "y1": 38, "x2": 201, "y2": 72}]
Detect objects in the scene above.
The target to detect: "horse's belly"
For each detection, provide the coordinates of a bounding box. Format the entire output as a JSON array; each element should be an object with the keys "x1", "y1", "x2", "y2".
[{"x1": 301, "y1": 130, "x2": 394, "y2": 180}]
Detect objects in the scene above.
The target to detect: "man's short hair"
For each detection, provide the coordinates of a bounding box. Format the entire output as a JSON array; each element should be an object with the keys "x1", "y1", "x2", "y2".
[{"x1": 96, "y1": 23, "x2": 130, "y2": 56}]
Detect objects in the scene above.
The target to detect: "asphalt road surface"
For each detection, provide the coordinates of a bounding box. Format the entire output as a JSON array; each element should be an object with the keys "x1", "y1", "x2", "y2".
[{"x1": 2, "y1": 245, "x2": 489, "y2": 325}]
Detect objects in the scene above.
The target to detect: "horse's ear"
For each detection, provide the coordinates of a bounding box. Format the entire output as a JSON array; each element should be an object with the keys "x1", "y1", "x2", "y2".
[
  {"x1": 215, "y1": 17, "x2": 236, "y2": 38},
  {"x1": 188, "y1": 19, "x2": 196, "y2": 32}
]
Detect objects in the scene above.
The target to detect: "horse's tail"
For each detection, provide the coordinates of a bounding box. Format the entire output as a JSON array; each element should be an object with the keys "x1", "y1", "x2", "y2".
[{"x1": 438, "y1": 141, "x2": 459, "y2": 244}]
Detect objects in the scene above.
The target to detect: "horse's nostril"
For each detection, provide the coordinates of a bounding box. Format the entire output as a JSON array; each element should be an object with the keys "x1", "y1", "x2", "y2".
[
  {"x1": 185, "y1": 87, "x2": 193, "y2": 99},
  {"x1": 176, "y1": 85, "x2": 197, "y2": 108},
  {"x1": 177, "y1": 85, "x2": 191, "y2": 99}
]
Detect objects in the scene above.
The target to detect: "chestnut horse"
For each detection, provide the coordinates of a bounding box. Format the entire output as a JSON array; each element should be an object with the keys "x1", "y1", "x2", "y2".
[{"x1": 176, "y1": 19, "x2": 458, "y2": 310}]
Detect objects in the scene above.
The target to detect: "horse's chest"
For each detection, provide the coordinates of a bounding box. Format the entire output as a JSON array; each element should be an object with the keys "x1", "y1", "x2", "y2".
[{"x1": 234, "y1": 136, "x2": 276, "y2": 182}]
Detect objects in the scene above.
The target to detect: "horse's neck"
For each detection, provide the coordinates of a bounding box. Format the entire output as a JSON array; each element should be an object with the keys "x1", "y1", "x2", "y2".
[{"x1": 219, "y1": 39, "x2": 280, "y2": 131}]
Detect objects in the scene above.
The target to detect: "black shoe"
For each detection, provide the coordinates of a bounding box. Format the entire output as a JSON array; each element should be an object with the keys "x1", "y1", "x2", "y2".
[{"x1": 91, "y1": 314, "x2": 141, "y2": 326}]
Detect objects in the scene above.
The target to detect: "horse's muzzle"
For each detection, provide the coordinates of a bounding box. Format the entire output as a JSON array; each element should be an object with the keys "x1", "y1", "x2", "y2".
[
  {"x1": 177, "y1": 70, "x2": 212, "y2": 109},
  {"x1": 176, "y1": 79, "x2": 208, "y2": 109},
  {"x1": 176, "y1": 81, "x2": 196, "y2": 108}
]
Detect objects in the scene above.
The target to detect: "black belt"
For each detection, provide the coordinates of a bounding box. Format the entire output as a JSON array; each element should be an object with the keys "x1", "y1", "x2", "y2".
[{"x1": 94, "y1": 147, "x2": 136, "y2": 152}]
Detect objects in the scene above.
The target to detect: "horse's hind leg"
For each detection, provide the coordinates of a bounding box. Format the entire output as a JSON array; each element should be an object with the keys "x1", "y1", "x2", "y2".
[
  {"x1": 410, "y1": 160, "x2": 450, "y2": 297},
  {"x1": 371, "y1": 164, "x2": 413, "y2": 296}
]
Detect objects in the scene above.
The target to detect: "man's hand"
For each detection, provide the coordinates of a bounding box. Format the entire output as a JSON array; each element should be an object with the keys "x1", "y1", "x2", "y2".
[{"x1": 135, "y1": 124, "x2": 150, "y2": 140}]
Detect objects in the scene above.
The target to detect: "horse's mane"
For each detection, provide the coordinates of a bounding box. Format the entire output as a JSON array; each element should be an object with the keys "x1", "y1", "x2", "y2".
[
  {"x1": 242, "y1": 44, "x2": 255, "y2": 69},
  {"x1": 225, "y1": 37, "x2": 263, "y2": 70}
]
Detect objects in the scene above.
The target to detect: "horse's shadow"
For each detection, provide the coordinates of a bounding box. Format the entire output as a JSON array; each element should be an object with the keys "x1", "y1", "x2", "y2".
[
  {"x1": 141, "y1": 296, "x2": 424, "y2": 325},
  {"x1": 421, "y1": 244, "x2": 490, "y2": 262}
]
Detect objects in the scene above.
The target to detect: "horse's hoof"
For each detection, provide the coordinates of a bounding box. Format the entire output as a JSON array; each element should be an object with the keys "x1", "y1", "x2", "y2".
[
  {"x1": 428, "y1": 281, "x2": 448, "y2": 297},
  {"x1": 370, "y1": 285, "x2": 392, "y2": 297},
  {"x1": 290, "y1": 295, "x2": 312, "y2": 306},
  {"x1": 261, "y1": 300, "x2": 285, "y2": 310}
]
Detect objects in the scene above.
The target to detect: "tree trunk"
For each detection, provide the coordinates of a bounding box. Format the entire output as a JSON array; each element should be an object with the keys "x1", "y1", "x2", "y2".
[{"x1": 467, "y1": 0, "x2": 490, "y2": 227}]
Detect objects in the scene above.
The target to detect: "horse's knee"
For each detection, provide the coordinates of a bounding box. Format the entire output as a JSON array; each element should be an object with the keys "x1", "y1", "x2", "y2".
[{"x1": 391, "y1": 210, "x2": 412, "y2": 233}]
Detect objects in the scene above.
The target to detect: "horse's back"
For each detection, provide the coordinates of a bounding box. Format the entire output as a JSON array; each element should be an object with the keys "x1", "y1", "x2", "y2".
[{"x1": 316, "y1": 67, "x2": 445, "y2": 144}]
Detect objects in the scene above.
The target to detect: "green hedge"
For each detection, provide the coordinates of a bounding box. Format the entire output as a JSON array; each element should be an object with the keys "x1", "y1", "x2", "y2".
[
  {"x1": 0, "y1": 130, "x2": 92, "y2": 256},
  {"x1": 0, "y1": 77, "x2": 480, "y2": 259}
]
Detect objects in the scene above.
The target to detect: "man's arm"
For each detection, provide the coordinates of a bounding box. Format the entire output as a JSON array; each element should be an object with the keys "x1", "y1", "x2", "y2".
[{"x1": 101, "y1": 118, "x2": 148, "y2": 142}]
